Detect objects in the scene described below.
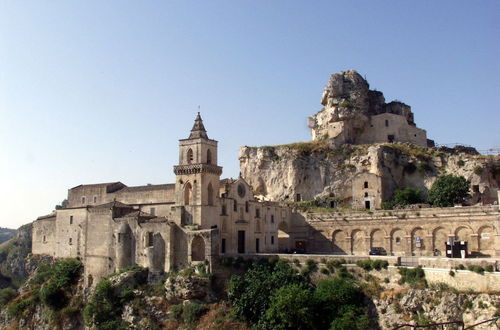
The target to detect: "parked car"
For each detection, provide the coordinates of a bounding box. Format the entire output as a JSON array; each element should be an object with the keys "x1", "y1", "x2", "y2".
[{"x1": 369, "y1": 247, "x2": 387, "y2": 255}]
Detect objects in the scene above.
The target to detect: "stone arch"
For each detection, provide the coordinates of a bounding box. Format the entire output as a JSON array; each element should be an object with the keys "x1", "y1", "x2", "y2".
[
  {"x1": 191, "y1": 235, "x2": 205, "y2": 261},
  {"x1": 278, "y1": 221, "x2": 290, "y2": 252},
  {"x1": 370, "y1": 229, "x2": 387, "y2": 253},
  {"x1": 351, "y1": 229, "x2": 366, "y2": 255},
  {"x1": 207, "y1": 182, "x2": 214, "y2": 206},
  {"x1": 455, "y1": 226, "x2": 474, "y2": 242},
  {"x1": 207, "y1": 149, "x2": 212, "y2": 164},
  {"x1": 391, "y1": 228, "x2": 407, "y2": 256},
  {"x1": 332, "y1": 230, "x2": 348, "y2": 254},
  {"x1": 184, "y1": 182, "x2": 192, "y2": 205},
  {"x1": 432, "y1": 227, "x2": 448, "y2": 256},
  {"x1": 187, "y1": 148, "x2": 194, "y2": 164},
  {"x1": 478, "y1": 225, "x2": 495, "y2": 256},
  {"x1": 411, "y1": 227, "x2": 426, "y2": 256}
]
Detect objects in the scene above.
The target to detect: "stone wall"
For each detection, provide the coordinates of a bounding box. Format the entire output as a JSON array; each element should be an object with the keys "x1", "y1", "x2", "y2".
[{"x1": 305, "y1": 205, "x2": 500, "y2": 257}]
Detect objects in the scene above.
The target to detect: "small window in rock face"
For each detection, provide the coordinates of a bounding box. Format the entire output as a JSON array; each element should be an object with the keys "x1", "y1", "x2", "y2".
[
  {"x1": 364, "y1": 192, "x2": 368, "y2": 197},
  {"x1": 385, "y1": 119, "x2": 389, "y2": 127},
  {"x1": 93, "y1": 196, "x2": 97, "y2": 203},
  {"x1": 364, "y1": 181, "x2": 369, "y2": 189},
  {"x1": 271, "y1": 236, "x2": 275, "y2": 245},
  {"x1": 81, "y1": 196, "x2": 86, "y2": 204},
  {"x1": 472, "y1": 185, "x2": 480, "y2": 193},
  {"x1": 43, "y1": 235, "x2": 46, "y2": 243},
  {"x1": 147, "y1": 232, "x2": 154, "y2": 247},
  {"x1": 70, "y1": 216, "x2": 73, "y2": 225},
  {"x1": 69, "y1": 238, "x2": 73, "y2": 245},
  {"x1": 296, "y1": 193, "x2": 301, "y2": 202}
]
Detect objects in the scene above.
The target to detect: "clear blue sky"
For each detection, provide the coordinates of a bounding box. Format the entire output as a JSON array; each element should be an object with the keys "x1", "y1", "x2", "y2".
[{"x1": 1, "y1": 1, "x2": 499, "y2": 228}]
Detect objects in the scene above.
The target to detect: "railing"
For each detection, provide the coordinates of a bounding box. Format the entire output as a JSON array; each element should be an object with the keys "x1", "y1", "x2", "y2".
[{"x1": 392, "y1": 316, "x2": 500, "y2": 329}]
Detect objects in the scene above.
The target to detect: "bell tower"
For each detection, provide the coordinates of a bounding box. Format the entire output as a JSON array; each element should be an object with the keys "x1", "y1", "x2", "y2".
[{"x1": 173, "y1": 113, "x2": 222, "y2": 228}]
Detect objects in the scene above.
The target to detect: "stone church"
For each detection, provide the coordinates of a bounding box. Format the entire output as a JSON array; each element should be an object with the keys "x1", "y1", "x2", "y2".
[{"x1": 32, "y1": 114, "x2": 292, "y2": 284}]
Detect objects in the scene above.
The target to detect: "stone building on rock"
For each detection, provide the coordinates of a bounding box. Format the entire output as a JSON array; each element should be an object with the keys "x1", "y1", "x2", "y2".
[{"x1": 32, "y1": 114, "x2": 291, "y2": 285}]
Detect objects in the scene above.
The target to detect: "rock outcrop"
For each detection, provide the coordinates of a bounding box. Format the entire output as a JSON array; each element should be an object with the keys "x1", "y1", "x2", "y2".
[
  {"x1": 0, "y1": 223, "x2": 32, "y2": 286},
  {"x1": 308, "y1": 70, "x2": 430, "y2": 147},
  {"x1": 239, "y1": 142, "x2": 500, "y2": 208}
]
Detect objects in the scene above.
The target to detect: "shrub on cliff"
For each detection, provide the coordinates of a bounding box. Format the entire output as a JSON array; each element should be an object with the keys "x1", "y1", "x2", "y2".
[
  {"x1": 428, "y1": 175, "x2": 470, "y2": 207},
  {"x1": 382, "y1": 188, "x2": 425, "y2": 209}
]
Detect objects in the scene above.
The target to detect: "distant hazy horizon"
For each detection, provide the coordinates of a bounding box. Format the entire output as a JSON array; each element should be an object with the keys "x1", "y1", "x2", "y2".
[{"x1": 1, "y1": 1, "x2": 499, "y2": 229}]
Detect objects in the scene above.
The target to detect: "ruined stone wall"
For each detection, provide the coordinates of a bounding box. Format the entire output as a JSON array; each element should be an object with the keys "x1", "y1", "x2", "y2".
[{"x1": 357, "y1": 113, "x2": 427, "y2": 146}]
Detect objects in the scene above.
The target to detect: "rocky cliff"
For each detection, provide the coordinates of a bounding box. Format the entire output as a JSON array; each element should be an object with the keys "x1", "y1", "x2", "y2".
[
  {"x1": 0, "y1": 223, "x2": 32, "y2": 288},
  {"x1": 239, "y1": 142, "x2": 500, "y2": 207}
]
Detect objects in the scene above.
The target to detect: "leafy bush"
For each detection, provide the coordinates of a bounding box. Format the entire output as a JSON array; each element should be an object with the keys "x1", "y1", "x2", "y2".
[
  {"x1": 313, "y1": 277, "x2": 368, "y2": 329},
  {"x1": 468, "y1": 265, "x2": 485, "y2": 274},
  {"x1": 449, "y1": 270, "x2": 455, "y2": 277},
  {"x1": 84, "y1": 279, "x2": 132, "y2": 330},
  {"x1": 398, "y1": 267, "x2": 427, "y2": 288},
  {"x1": 228, "y1": 261, "x2": 304, "y2": 325},
  {"x1": 457, "y1": 264, "x2": 466, "y2": 270},
  {"x1": 428, "y1": 175, "x2": 470, "y2": 207},
  {"x1": 0, "y1": 287, "x2": 16, "y2": 306},
  {"x1": 40, "y1": 281, "x2": 67, "y2": 309},
  {"x1": 457, "y1": 159, "x2": 465, "y2": 167},
  {"x1": 473, "y1": 166, "x2": 484, "y2": 175},
  {"x1": 356, "y1": 260, "x2": 373, "y2": 271},
  {"x1": 7, "y1": 297, "x2": 35, "y2": 318},
  {"x1": 382, "y1": 188, "x2": 425, "y2": 209},
  {"x1": 261, "y1": 283, "x2": 314, "y2": 329},
  {"x1": 181, "y1": 302, "x2": 205, "y2": 326},
  {"x1": 485, "y1": 265, "x2": 494, "y2": 272}
]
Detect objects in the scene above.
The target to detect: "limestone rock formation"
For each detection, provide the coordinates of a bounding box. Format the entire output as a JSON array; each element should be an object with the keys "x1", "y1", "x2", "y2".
[
  {"x1": 239, "y1": 142, "x2": 500, "y2": 208},
  {"x1": 308, "y1": 70, "x2": 429, "y2": 147}
]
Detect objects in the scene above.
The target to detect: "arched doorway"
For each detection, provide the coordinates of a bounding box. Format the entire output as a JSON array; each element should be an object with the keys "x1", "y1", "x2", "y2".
[
  {"x1": 432, "y1": 227, "x2": 448, "y2": 256},
  {"x1": 370, "y1": 229, "x2": 386, "y2": 254},
  {"x1": 332, "y1": 230, "x2": 348, "y2": 254},
  {"x1": 411, "y1": 227, "x2": 426, "y2": 256},
  {"x1": 391, "y1": 228, "x2": 406, "y2": 256},
  {"x1": 478, "y1": 226, "x2": 494, "y2": 256},
  {"x1": 278, "y1": 221, "x2": 290, "y2": 252},
  {"x1": 351, "y1": 230, "x2": 365, "y2": 255},
  {"x1": 191, "y1": 236, "x2": 205, "y2": 261}
]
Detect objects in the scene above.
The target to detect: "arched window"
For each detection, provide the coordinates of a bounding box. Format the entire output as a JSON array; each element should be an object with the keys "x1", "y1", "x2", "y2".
[
  {"x1": 207, "y1": 183, "x2": 214, "y2": 206},
  {"x1": 184, "y1": 182, "x2": 192, "y2": 205},
  {"x1": 207, "y1": 149, "x2": 212, "y2": 164},
  {"x1": 187, "y1": 148, "x2": 194, "y2": 164}
]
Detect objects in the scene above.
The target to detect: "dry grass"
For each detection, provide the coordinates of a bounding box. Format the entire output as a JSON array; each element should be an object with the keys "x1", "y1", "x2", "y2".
[{"x1": 197, "y1": 303, "x2": 249, "y2": 330}]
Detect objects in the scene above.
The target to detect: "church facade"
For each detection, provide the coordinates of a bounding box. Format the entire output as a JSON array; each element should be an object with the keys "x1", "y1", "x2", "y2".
[{"x1": 32, "y1": 114, "x2": 292, "y2": 284}]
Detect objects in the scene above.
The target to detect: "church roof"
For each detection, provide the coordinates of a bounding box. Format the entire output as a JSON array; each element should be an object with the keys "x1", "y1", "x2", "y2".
[{"x1": 189, "y1": 112, "x2": 208, "y2": 139}]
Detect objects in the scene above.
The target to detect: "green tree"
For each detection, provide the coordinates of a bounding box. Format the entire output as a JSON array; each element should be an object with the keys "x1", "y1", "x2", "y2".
[
  {"x1": 228, "y1": 260, "x2": 304, "y2": 325},
  {"x1": 262, "y1": 284, "x2": 314, "y2": 330},
  {"x1": 428, "y1": 175, "x2": 470, "y2": 207},
  {"x1": 312, "y1": 277, "x2": 367, "y2": 329},
  {"x1": 382, "y1": 188, "x2": 425, "y2": 209},
  {"x1": 55, "y1": 199, "x2": 68, "y2": 210}
]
